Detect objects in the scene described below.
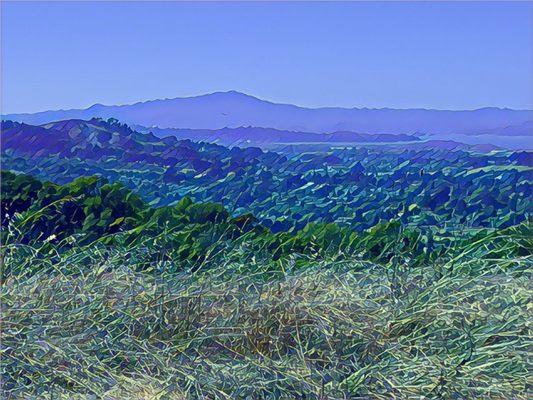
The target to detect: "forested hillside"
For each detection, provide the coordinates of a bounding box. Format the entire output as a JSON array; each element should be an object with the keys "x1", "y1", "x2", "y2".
[
  {"x1": 2, "y1": 118, "x2": 531, "y2": 232},
  {"x1": 1, "y1": 117, "x2": 532, "y2": 399}
]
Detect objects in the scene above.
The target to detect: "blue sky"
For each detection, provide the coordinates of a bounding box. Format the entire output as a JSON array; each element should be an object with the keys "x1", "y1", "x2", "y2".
[{"x1": 2, "y1": 1, "x2": 532, "y2": 113}]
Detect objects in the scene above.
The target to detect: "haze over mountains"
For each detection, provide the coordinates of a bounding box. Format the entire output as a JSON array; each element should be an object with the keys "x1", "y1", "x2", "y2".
[
  {"x1": 5, "y1": 91, "x2": 533, "y2": 137},
  {"x1": 141, "y1": 125, "x2": 422, "y2": 147},
  {"x1": 1, "y1": 118, "x2": 501, "y2": 171}
]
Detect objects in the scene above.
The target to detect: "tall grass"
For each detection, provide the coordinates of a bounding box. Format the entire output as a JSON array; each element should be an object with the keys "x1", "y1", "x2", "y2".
[{"x1": 2, "y1": 240, "x2": 531, "y2": 399}]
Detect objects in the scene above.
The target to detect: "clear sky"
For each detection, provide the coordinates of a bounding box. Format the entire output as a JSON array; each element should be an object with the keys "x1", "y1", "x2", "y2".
[{"x1": 2, "y1": 1, "x2": 533, "y2": 113}]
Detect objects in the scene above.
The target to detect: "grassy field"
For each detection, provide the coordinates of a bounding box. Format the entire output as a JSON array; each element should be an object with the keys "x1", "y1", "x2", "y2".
[{"x1": 2, "y1": 238, "x2": 531, "y2": 399}]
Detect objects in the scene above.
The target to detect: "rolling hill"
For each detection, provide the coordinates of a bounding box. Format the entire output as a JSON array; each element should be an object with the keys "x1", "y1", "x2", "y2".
[{"x1": 2, "y1": 118, "x2": 531, "y2": 232}]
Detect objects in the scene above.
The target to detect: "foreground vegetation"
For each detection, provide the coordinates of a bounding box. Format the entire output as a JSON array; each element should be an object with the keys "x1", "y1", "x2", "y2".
[
  {"x1": 2, "y1": 240, "x2": 531, "y2": 399},
  {"x1": 1, "y1": 170, "x2": 532, "y2": 399},
  {"x1": 2, "y1": 170, "x2": 531, "y2": 274}
]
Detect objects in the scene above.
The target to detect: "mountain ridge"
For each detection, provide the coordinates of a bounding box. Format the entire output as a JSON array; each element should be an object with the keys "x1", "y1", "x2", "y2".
[
  {"x1": 4, "y1": 91, "x2": 533, "y2": 136},
  {"x1": 140, "y1": 125, "x2": 423, "y2": 146},
  {"x1": 8, "y1": 90, "x2": 533, "y2": 115}
]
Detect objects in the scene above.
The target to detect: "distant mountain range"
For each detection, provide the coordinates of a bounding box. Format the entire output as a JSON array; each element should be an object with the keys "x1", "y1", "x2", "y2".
[
  {"x1": 1, "y1": 118, "x2": 502, "y2": 157},
  {"x1": 5, "y1": 91, "x2": 533, "y2": 137},
  {"x1": 139, "y1": 125, "x2": 421, "y2": 146}
]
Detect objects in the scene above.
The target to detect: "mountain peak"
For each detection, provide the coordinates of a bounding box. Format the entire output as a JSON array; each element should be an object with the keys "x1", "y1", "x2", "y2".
[
  {"x1": 202, "y1": 90, "x2": 258, "y2": 100},
  {"x1": 222, "y1": 90, "x2": 246, "y2": 96}
]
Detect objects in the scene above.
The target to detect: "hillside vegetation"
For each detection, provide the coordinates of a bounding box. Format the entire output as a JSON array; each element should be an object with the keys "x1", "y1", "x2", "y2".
[
  {"x1": 1, "y1": 117, "x2": 532, "y2": 399},
  {"x1": 1, "y1": 170, "x2": 532, "y2": 399},
  {"x1": 2, "y1": 118, "x2": 531, "y2": 231}
]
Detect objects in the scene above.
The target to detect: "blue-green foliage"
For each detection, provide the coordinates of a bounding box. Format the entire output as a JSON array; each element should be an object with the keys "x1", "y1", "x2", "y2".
[
  {"x1": 3, "y1": 171, "x2": 531, "y2": 278},
  {"x1": 2, "y1": 118, "x2": 531, "y2": 233}
]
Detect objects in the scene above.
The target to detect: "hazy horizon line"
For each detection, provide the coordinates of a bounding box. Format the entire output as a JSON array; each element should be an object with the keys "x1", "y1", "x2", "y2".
[{"x1": 4, "y1": 90, "x2": 533, "y2": 115}]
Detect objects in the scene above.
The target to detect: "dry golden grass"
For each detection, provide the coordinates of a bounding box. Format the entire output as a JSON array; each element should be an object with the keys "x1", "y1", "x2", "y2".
[{"x1": 2, "y1": 244, "x2": 531, "y2": 399}]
